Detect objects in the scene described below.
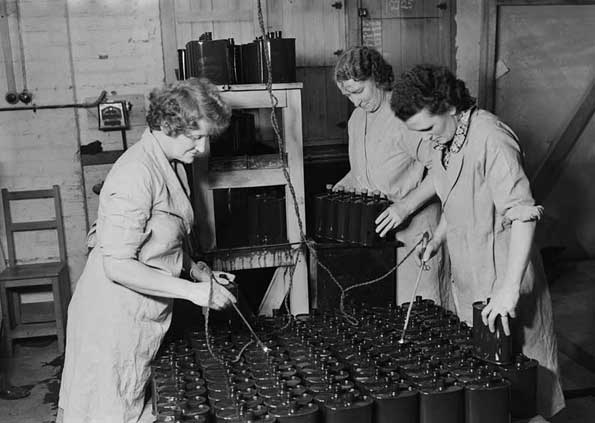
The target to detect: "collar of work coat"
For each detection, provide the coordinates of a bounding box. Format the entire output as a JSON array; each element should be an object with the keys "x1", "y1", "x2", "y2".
[
  {"x1": 143, "y1": 128, "x2": 195, "y2": 234},
  {"x1": 430, "y1": 113, "x2": 475, "y2": 206}
]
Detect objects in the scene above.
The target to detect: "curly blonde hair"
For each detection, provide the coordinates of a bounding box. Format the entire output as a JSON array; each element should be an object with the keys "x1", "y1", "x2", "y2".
[
  {"x1": 334, "y1": 46, "x2": 394, "y2": 91},
  {"x1": 146, "y1": 78, "x2": 231, "y2": 137}
]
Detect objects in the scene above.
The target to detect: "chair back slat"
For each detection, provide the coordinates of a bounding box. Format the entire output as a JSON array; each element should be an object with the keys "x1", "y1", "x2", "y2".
[
  {"x1": 5, "y1": 189, "x2": 56, "y2": 200},
  {"x1": 1, "y1": 185, "x2": 68, "y2": 267}
]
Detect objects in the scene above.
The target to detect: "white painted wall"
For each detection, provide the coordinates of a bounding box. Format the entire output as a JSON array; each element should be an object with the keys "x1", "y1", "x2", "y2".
[{"x1": 0, "y1": 0, "x2": 165, "y2": 298}]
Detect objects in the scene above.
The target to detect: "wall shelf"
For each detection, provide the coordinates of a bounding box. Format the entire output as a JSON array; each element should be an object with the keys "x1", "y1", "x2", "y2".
[{"x1": 81, "y1": 150, "x2": 124, "y2": 166}]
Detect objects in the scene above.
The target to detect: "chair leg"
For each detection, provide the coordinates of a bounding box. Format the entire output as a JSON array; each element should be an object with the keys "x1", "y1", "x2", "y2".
[
  {"x1": 51, "y1": 278, "x2": 65, "y2": 354},
  {"x1": 0, "y1": 283, "x2": 13, "y2": 357}
]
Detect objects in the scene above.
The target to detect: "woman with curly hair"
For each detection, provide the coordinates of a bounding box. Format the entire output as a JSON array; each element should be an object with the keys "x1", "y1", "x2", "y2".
[
  {"x1": 391, "y1": 64, "x2": 564, "y2": 420},
  {"x1": 333, "y1": 46, "x2": 450, "y2": 307},
  {"x1": 58, "y1": 78, "x2": 236, "y2": 423}
]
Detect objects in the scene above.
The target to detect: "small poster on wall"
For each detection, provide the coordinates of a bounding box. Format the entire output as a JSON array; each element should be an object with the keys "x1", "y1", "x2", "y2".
[{"x1": 362, "y1": 19, "x2": 382, "y2": 54}]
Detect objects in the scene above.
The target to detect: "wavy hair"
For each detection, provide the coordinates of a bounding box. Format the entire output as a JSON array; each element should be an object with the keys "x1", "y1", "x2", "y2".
[
  {"x1": 334, "y1": 46, "x2": 394, "y2": 90},
  {"x1": 390, "y1": 64, "x2": 476, "y2": 121},
  {"x1": 146, "y1": 78, "x2": 231, "y2": 137}
]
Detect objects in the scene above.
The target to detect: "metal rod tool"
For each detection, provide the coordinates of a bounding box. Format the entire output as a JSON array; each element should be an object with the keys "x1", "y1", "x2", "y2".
[{"x1": 399, "y1": 232, "x2": 430, "y2": 344}]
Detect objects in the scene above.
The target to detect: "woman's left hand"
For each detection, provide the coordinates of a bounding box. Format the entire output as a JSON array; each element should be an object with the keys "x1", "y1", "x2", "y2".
[
  {"x1": 481, "y1": 287, "x2": 520, "y2": 336},
  {"x1": 190, "y1": 261, "x2": 213, "y2": 283},
  {"x1": 375, "y1": 203, "x2": 410, "y2": 238}
]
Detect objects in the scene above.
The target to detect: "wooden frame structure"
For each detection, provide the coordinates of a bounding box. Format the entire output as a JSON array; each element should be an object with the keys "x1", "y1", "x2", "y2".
[{"x1": 192, "y1": 83, "x2": 309, "y2": 315}]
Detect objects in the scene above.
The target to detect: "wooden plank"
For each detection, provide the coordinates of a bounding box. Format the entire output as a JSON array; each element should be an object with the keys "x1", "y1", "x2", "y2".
[
  {"x1": 218, "y1": 83, "x2": 303, "y2": 91},
  {"x1": 81, "y1": 150, "x2": 124, "y2": 166},
  {"x1": 208, "y1": 168, "x2": 286, "y2": 189},
  {"x1": 219, "y1": 89, "x2": 287, "y2": 109},
  {"x1": 159, "y1": 0, "x2": 178, "y2": 83},
  {"x1": 2, "y1": 188, "x2": 17, "y2": 267},
  {"x1": 478, "y1": 0, "x2": 498, "y2": 111},
  {"x1": 531, "y1": 77, "x2": 595, "y2": 201},
  {"x1": 5, "y1": 189, "x2": 55, "y2": 200},
  {"x1": 0, "y1": 266, "x2": 63, "y2": 283},
  {"x1": 208, "y1": 245, "x2": 301, "y2": 271},
  {"x1": 176, "y1": 8, "x2": 252, "y2": 23},
  {"x1": 11, "y1": 221, "x2": 57, "y2": 232},
  {"x1": 11, "y1": 321, "x2": 57, "y2": 338},
  {"x1": 209, "y1": 153, "x2": 285, "y2": 172},
  {"x1": 175, "y1": 0, "x2": 192, "y2": 49},
  {"x1": 283, "y1": 88, "x2": 306, "y2": 244}
]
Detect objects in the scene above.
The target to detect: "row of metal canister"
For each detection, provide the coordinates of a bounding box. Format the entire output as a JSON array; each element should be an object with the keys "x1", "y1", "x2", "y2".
[{"x1": 313, "y1": 185, "x2": 394, "y2": 245}]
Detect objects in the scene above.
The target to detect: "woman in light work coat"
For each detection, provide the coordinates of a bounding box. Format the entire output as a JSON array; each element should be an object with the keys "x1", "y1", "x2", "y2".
[
  {"x1": 58, "y1": 78, "x2": 236, "y2": 423},
  {"x1": 391, "y1": 64, "x2": 565, "y2": 420},
  {"x1": 333, "y1": 46, "x2": 450, "y2": 306}
]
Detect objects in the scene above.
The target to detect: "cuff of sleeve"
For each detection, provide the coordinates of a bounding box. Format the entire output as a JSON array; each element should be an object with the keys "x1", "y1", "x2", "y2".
[{"x1": 503, "y1": 204, "x2": 544, "y2": 224}]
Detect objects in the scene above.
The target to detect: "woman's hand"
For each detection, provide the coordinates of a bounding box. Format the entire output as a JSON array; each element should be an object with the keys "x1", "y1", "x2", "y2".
[
  {"x1": 415, "y1": 236, "x2": 441, "y2": 266},
  {"x1": 375, "y1": 202, "x2": 411, "y2": 238},
  {"x1": 189, "y1": 261, "x2": 213, "y2": 283},
  {"x1": 481, "y1": 287, "x2": 519, "y2": 336},
  {"x1": 186, "y1": 281, "x2": 236, "y2": 309}
]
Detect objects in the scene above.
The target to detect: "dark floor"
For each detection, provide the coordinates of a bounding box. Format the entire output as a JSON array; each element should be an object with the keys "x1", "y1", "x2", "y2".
[{"x1": 1, "y1": 260, "x2": 595, "y2": 422}]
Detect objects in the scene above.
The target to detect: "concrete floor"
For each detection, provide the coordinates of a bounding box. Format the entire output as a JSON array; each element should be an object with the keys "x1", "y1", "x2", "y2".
[{"x1": 1, "y1": 260, "x2": 595, "y2": 423}]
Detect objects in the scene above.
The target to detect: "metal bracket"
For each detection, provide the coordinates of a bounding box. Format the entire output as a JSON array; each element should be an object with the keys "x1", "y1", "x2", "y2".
[{"x1": 358, "y1": 8, "x2": 368, "y2": 17}]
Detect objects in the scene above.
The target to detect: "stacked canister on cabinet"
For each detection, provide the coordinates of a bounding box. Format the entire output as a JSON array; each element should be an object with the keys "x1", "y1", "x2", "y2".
[
  {"x1": 180, "y1": 31, "x2": 296, "y2": 86},
  {"x1": 150, "y1": 297, "x2": 539, "y2": 422},
  {"x1": 313, "y1": 184, "x2": 395, "y2": 245}
]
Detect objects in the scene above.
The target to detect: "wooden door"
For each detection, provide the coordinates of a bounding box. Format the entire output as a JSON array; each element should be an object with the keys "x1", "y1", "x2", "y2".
[
  {"x1": 347, "y1": 0, "x2": 455, "y2": 77},
  {"x1": 479, "y1": 1, "x2": 595, "y2": 259}
]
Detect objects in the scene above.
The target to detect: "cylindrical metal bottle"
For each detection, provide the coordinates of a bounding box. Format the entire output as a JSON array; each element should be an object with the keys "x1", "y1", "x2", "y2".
[
  {"x1": 418, "y1": 381, "x2": 464, "y2": 423},
  {"x1": 464, "y1": 377, "x2": 511, "y2": 423},
  {"x1": 472, "y1": 300, "x2": 514, "y2": 365},
  {"x1": 497, "y1": 353, "x2": 538, "y2": 419}
]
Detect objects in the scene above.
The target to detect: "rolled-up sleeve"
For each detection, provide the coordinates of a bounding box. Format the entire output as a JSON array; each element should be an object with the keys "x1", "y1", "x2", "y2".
[
  {"x1": 485, "y1": 125, "x2": 536, "y2": 220},
  {"x1": 97, "y1": 163, "x2": 153, "y2": 259}
]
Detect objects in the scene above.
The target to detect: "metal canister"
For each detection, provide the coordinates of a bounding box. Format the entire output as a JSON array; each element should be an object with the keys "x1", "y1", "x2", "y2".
[
  {"x1": 418, "y1": 380, "x2": 464, "y2": 423},
  {"x1": 464, "y1": 377, "x2": 511, "y2": 423},
  {"x1": 347, "y1": 189, "x2": 367, "y2": 243},
  {"x1": 472, "y1": 300, "x2": 514, "y2": 365},
  {"x1": 314, "y1": 184, "x2": 333, "y2": 239},
  {"x1": 359, "y1": 191, "x2": 384, "y2": 246},
  {"x1": 497, "y1": 353, "x2": 538, "y2": 419},
  {"x1": 325, "y1": 186, "x2": 344, "y2": 240},
  {"x1": 336, "y1": 188, "x2": 355, "y2": 242},
  {"x1": 266, "y1": 402, "x2": 319, "y2": 423},
  {"x1": 319, "y1": 392, "x2": 374, "y2": 423},
  {"x1": 368, "y1": 385, "x2": 419, "y2": 423}
]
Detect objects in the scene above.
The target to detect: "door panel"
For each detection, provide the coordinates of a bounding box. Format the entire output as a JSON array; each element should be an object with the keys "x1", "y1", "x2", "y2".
[{"x1": 353, "y1": 0, "x2": 455, "y2": 75}]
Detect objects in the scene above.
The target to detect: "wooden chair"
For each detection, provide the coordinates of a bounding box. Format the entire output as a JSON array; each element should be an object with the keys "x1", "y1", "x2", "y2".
[{"x1": 0, "y1": 185, "x2": 71, "y2": 355}]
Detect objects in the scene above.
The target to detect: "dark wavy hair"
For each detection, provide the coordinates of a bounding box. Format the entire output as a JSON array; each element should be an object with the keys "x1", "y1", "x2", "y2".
[
  {"x1": 146, "y1": 78, "x2": 231, "y2": 137},
  {"x1": 334, "y1": 46, "x2": 394, "y2": 90},
  {"x1": 390, "y1": 64, "x2": 476, "y2": 121}
]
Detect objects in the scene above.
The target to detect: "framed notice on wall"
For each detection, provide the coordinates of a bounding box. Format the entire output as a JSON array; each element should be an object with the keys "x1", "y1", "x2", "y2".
[{"x1": 362, "y1": 19, "x2": 382, "y2": 54}]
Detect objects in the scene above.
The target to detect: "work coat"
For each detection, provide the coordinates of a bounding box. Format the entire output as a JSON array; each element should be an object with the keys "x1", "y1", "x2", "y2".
[
  {"x1": 336, "y1": 97, "x2": 450, "y2": 306},
  {"x1": 58, "y1": 129, "x2": 194, "y2": 423},
  {"x1": 430, "y1": 109, "x2": 564, "y2": 417}
]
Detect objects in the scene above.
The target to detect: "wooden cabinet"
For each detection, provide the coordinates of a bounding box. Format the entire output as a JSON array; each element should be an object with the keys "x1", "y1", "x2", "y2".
[{"x1": 192, "y1": 83, "x2": 309, "y2": 315}]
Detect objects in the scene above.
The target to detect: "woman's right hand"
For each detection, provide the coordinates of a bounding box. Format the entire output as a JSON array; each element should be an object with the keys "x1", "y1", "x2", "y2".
[
  {"x1": 415, "y1": 237, "x2": 441, "y2": 266},
  {"x1": 186, "y1": 281, "x2": 236, "y2": 309}
]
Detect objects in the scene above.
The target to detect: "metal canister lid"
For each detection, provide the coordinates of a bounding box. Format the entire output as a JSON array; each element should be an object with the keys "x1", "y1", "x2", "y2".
[{"x1": 267, "y1": 402, "x2": 319, "y2": 417}]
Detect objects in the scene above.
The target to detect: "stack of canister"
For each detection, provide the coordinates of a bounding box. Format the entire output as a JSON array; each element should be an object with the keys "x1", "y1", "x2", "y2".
[
  {"x1": 178, "y1": 31, "x2": 296, "y2": 85},
  {"x1": 151, "y1": 298, "x2": 538, "y2": 422},
  {"x1": 313, "y1": 184, "x2": 394, "y2": 245}
]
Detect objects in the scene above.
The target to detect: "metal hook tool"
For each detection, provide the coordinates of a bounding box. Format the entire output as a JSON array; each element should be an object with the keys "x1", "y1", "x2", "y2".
[{"x1": 399, "y1": 232, "x2": 430, "y2": 344}]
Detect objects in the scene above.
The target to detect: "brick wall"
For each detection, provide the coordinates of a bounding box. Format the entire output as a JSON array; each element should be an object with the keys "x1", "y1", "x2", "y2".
[{"x1": 0, "y1": 0, "x2": 165, "y2": 290}]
